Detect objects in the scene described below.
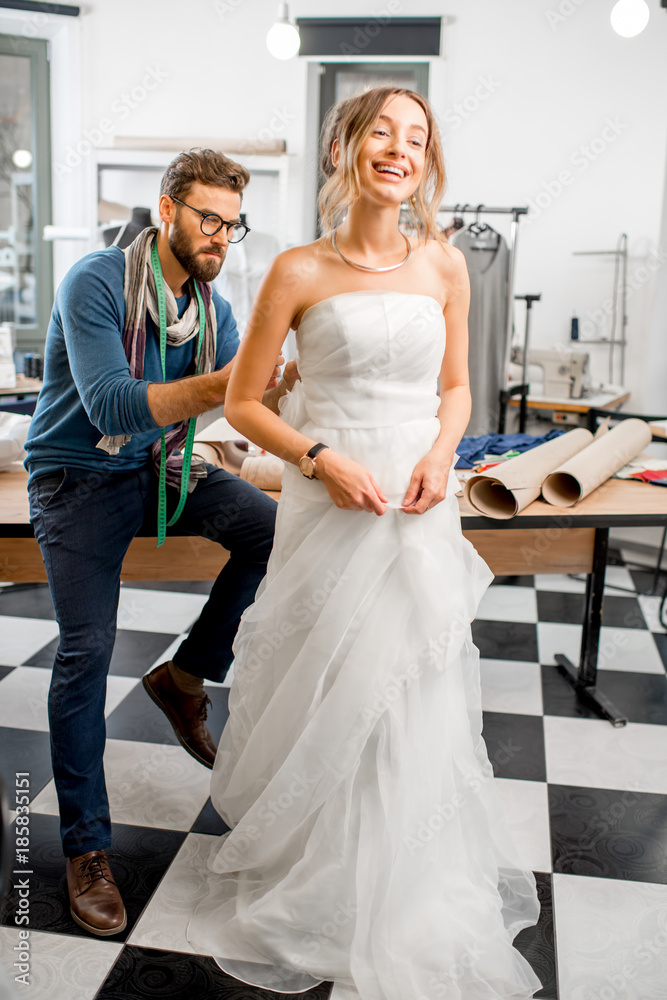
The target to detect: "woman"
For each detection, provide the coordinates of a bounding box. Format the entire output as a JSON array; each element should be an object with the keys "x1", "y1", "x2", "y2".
[{"x1": 187, "y1": 87, "x2": 543, "y2": 999}]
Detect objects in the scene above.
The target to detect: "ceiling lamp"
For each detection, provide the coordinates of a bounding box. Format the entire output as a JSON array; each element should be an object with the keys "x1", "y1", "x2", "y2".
[
  {"x1": 12, "y1": 149, "x2": 32, "y2": 169},
  {"x1": 610, "y1": 0, "x2": 650, "y2": 36},
  {"x1": 266, "y1": 2, "x2": 300, "y2": 60}
]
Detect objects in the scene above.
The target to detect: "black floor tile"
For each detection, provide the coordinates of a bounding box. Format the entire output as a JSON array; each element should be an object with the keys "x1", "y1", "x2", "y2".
[
  {"x1": 481, "y1": 712, "x2": 546, "y2": 781},
  {"x1": 491, "y1": 575, "x2": 535, "y2": 587},
  {"x1": 123, "y1": 580, "x2": 213, "y2": 595},
  {"x1": 607, "y1": 546, "x2": 625, "y2": 565},
  {"x1": 24, "y1": 629, "x2": 180, "y2": 678},
  {"x1": 105, "y1": 683, "x2": 229, "y2": 745},
  {"x1": 514, "y1": 872, "x2": 557, "y2": 1000},
  {"x1": 653, "y1": 633, "x2": 667, "y2": 672},
  {"x1": 191, "y1": 797, "x2": 231, "y2": 837},
  {"x1": 0, "y1": 727, "x2": 53, "y2": 799},
  {"x1": 628, "y1": 568, "x2": 666, "y2": 597},
  {"x1": 536, "y1": 591, "x2": 647, "y2": 629},
  {"x1": 542, "y1": 665, "x2": 667, "y2": 725},
  {"x1": 0, "y1": 665, "x2": 15, "y2": 683},
  {"x1": 96, "y1": 945, "x2": 332, "y2": 999},
  {"x1": 472, "y1": 620, "x2": 538, "y2": 662},
  {"x1": 549, "y1": 784, "x2": 667, "y2": 884},
  {"x1": 0, "y1": 812, "x2": 186, "y2": 940},
  {"x1": 0, "y1": 584, "x2": 56, "y2": 620}
]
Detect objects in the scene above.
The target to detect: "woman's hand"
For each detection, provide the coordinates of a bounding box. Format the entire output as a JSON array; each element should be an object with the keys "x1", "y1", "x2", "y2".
[
  {"x1": 315, "y1": 450, "x2": 388, "y2": 516},
  {"x1": 401, "y1": 452, "x2": 454, "y2": 515}
]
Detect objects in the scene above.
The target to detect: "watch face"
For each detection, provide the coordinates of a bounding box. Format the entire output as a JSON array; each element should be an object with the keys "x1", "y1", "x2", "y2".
[{"x1": 299, "y1": 455, "x2": 315, "y2": 478}]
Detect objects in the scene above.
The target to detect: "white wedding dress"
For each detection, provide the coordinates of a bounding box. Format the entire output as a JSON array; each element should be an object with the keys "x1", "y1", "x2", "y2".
[{"x1": 186, "y1": 290, "x2": 543, "y2": 999}]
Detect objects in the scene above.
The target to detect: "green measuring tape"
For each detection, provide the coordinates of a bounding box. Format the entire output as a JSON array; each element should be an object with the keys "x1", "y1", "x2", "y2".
[{"x1": 151, "y1": 239, "x2": 206, "y2": 548}]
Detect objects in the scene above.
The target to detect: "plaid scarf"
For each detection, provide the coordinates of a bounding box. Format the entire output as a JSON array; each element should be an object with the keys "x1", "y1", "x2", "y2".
[{"x1": 97, "y1": 227, "x2": 217, "y2": 490}]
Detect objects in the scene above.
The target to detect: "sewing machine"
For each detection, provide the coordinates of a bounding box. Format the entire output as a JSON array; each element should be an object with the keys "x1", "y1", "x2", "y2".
[{"x1": 510, "y1": 347, "x2": 591, "y2": 399}]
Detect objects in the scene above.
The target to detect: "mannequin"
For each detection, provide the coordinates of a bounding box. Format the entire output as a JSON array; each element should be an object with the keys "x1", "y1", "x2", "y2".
[{"x1": 102, "y1": 207, "x2": 154, "y2": 249}]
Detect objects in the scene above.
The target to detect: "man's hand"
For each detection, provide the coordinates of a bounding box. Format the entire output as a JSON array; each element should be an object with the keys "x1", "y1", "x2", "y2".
[
  {"x1": 264, "y1": 352, "x2": 285, "y2": 391},
  {"x1": 282, "y1": 359, "x2": 300, "y2": 390}
]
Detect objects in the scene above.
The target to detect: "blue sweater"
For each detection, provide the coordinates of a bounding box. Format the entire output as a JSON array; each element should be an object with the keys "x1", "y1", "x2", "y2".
[{"x1": 24, "y1": 246, "x2": 239, "y2": 485}]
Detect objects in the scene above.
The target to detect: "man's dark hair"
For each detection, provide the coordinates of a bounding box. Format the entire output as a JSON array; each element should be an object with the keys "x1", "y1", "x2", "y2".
[{"x1": 160, "y1": 148, "x2": 250, "y2": 201}]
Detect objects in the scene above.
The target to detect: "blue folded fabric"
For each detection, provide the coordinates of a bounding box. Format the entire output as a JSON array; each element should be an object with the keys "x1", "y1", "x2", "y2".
[{"x1": 454, "y1": 429, "x2": 565, "y2": 469}]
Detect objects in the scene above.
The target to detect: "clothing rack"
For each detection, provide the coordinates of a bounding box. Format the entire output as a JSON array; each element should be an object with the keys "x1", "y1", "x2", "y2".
[{"x1": 439, "y1": 205, "x2": 529, "y2": 427}]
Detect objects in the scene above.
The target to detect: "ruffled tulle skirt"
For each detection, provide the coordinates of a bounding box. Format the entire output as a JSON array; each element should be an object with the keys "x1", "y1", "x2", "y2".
[{"x1": 186, "y1": 384, "x2": 543, "y2": 998}]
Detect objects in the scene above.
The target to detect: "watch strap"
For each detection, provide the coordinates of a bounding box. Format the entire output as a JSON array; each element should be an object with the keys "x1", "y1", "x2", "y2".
[{"x1": 307, "y1": 443, "x2": 329, "y2": 461}]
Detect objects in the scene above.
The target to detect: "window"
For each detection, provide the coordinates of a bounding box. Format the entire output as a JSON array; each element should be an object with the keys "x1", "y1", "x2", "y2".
[{"x1": 0, "y1": 34, "x2": 53, "y2": 351}]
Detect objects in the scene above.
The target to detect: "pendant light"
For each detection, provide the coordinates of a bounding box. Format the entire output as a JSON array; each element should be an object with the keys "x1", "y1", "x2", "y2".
[
  {"x1": 610, "y1": 0, "x2": 650, "y2": 37},
  {"x1": 266, "y1": 2, "x2": 300, "y2": 60}
]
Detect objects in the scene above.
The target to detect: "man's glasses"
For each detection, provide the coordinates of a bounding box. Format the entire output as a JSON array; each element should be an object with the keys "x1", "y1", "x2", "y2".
[{"x1": 170, "y1": 196, "x2": 251, "y2": 243}]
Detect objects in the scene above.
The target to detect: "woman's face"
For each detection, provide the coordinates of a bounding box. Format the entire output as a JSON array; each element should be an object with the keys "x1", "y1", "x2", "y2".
[{"x1": 357, "y1": 94, "x2": 429, "y2": 206}]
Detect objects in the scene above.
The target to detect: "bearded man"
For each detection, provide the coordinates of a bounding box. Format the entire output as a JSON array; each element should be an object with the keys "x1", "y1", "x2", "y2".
[{"x1": 24, "y1": 149, "x2": 292, "y2": 936}]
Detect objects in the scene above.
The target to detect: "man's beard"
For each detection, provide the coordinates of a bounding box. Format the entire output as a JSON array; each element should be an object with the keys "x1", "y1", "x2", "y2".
[{"x1": 168, "y1": 223, "x2": 226, "y2": 284}]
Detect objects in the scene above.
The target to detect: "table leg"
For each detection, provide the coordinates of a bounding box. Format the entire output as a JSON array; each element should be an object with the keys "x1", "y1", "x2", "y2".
[{"x1": 554, "y1": 527, "x2": 628, "y2": 727}]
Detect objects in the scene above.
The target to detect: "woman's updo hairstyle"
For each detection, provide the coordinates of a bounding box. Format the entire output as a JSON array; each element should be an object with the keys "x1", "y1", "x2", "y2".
[{"x1": 318, "y1": 86, "x2": 447, "y2": 245}]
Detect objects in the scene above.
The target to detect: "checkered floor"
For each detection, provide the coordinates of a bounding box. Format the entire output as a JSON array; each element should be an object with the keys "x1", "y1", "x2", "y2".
[{"x1": 1, "y1": 548, "x2": 666, "y2": 1000}]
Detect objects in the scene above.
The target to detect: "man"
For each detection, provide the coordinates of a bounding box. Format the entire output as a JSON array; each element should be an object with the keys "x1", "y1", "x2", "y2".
[{"x1": 24, "y1": 149, "x2": 293, "y2": 937}]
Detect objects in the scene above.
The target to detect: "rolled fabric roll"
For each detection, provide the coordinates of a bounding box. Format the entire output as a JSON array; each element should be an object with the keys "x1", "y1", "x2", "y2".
[
  {"x1": 464, "y1": 427, "x2": 593, "y2": 519},
  {"x1": 240, "y1": 454, "x2": 285, "y2": 490},
  {"x1": 541, "y1": 417, "x2": 652, "y2": 507}
]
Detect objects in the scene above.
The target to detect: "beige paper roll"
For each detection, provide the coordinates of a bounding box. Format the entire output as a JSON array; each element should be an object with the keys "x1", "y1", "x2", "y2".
[
  {"x1": 240, "y1": 454, "x2": 285, "y2": 491},
  {"x1": 464, "y1": 428, "x2": 594, "y2": 519},
  {"x1": 541, "y1": 418, "x2": 652, "y2": 507}
]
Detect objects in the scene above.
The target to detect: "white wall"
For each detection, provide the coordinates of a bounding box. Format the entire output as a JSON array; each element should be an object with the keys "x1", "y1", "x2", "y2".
[{"x1": 4, "y1": 0, "x2": 667, "y2": 409}]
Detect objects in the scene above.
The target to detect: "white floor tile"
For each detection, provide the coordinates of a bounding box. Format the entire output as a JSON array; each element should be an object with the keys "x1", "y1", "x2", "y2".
[
  {"x1": 603, "y1": 565, "x2": 637, "y2": 593},
  {"x1": 620, "y1": 546, "x2": 662, "y2": 570},
  {"x1": 117, "y1": 587, "x2": 208, "y2": 634},
  {"x1": 0, "y1": 667, "x2": 138, "y2": 732},
  {"x1": 494, "y1": 777, "x2": 552, "y2": 873},
  {"x1": 31, "y1": 738, "x2": 211, "y2": 830},
  {"x1": 0, "y1": 616, "x2": 60, "y2": 667},
  {"x1": 477, "y1": 585, "x2": 537, "y2": 624},
  {"x1": 534, "y1": 573, "x2": 587, "y2": 594},
  {"x1": 129, "y1": 832, "x2": 217, "y2": 953},
  {"x1": 0, "y1": 926, "x2": 122, "y2": 1000},
  {"x1": 553, "y1": 873, "x2": 667, "y2": 1000},
  {"x1": 537, "y1": 621, "x2": 665, "y2": 674},
  {"x1": 544, "y1": 715, "x2": 667, "y2": 793},
  {"x1": 638, "y1": 594, "x2": 667, "y2": 634},
  {"x1": 480, "y1": 659, "x2": 543, "y2": 716}
]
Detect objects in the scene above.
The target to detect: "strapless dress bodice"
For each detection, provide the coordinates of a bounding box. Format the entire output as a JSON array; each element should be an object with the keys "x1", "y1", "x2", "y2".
[
  {"x1": 292, "y1": 290, "x2": 446, "y2": 429},
  {"x1": 278, "y1": 291, "x2": 459, "y2": 502}
]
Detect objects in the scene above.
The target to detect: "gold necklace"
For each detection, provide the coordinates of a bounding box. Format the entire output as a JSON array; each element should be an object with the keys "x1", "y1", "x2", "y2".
[{"x1": 331, "y1": 228, "x2": 412, "y2": 272}]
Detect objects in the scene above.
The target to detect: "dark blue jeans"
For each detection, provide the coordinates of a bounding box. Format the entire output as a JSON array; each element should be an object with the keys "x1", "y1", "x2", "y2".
[{"x1": 28, "y1": 463, "x2": 276, "y2": 858}]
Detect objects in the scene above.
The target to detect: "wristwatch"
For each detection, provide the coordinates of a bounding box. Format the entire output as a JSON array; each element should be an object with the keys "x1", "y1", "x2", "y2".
[{"x1": 299, "y1": 443, "x2": 329, "y2": 480}]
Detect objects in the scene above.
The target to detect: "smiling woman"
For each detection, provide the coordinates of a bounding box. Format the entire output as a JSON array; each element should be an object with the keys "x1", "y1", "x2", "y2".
[
  {"x1": 318, "y1": 85, "x2": 447, "y2": 244},
  {"x1": 186, "y1": 86, "x2": 544, "y2": 1000}
]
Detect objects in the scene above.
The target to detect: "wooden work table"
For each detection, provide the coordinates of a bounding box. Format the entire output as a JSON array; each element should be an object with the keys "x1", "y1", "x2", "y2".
[{"x1": 2, "y1": 462, "x2": 667, "y2": 727}]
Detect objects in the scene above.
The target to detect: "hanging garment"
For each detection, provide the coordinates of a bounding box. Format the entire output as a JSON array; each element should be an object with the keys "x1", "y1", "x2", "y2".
[
  {"x1": 186, "y1": 290, "x2": 543, "y2": 999},
  {"x1": 451, "y1": 226, "x2": 510, "y2": 436}
]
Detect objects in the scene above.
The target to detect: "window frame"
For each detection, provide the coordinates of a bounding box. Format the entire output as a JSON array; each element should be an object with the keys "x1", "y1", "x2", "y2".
[{"x1": 0, "y1": 33, "x2": 53, "y2": 352}]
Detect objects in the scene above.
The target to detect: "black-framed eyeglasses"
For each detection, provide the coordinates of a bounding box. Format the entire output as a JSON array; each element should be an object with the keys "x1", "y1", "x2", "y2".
[{"x1": 170, "y1": 196, "x2": 251, "y2": 242}]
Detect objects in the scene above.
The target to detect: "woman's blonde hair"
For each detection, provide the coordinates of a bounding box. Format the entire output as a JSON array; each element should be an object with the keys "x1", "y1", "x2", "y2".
[{"x1": 318, "y1": 86, "x2": 447, "y2": 245}]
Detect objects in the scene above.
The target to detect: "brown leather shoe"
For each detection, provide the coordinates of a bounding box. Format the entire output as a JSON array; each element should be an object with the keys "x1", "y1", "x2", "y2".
[
  {"x1": 142, "y1": 662, "x2": 217, "y2": 768},
  {"x1": 66, "y1": 850, "x2": 127, "y2": 936}
]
